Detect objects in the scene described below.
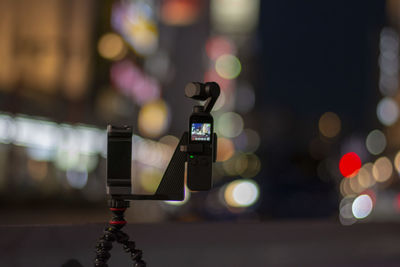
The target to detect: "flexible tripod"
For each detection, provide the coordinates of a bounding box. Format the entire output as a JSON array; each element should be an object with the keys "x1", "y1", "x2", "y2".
[{"x1": 94, "y1": 199, "x2": 146, "y2": 267}]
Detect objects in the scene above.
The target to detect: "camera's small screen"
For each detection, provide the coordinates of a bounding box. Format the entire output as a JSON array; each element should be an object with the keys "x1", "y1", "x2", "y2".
[{"x1": 191, "y1": 123, "x2": 211, "y2": 141}]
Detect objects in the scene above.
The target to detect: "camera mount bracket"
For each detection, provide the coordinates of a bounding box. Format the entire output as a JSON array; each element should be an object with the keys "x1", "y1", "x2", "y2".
[
  {"x1": 106, "y1": 82, "x2": 220, "y2": 200},
  {"x1": 108, "y1": 130, "x2": 188, "y2": 201},
  {"x1": 95, "y1": 82, "x2": 220, "y2": 267}
]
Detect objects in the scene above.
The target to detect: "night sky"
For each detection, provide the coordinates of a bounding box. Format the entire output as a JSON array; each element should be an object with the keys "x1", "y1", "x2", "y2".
[{"x1": 256, "y1": 0, "x2": 386, "y2": 218}]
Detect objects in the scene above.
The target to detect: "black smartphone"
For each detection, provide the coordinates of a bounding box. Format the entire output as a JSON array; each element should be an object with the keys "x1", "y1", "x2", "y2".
[{"x1": 107, "y1": 125, "x2": 132, "y2": 195}]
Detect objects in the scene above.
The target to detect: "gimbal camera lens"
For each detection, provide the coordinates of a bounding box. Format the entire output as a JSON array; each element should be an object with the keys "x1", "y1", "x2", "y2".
[{"x1": 185, "y1": 82, "x2": 205, "y2": 100}]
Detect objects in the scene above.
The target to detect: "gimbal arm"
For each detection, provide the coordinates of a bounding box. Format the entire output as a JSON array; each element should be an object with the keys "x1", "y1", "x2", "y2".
[{"x1": 184, "y1": 82, "x2": 220, "y2": 113}]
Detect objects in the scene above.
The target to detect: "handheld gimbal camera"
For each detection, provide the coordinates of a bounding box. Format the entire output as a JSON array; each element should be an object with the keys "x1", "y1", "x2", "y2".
[{"x1": 94, "y1": 82, "x2": 220, "y2": 267}]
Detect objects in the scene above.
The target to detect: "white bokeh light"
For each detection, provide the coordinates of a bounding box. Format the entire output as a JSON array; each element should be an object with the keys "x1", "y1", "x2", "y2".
[
  {"x1": 377, "y1": 97, "x2": 399, "y2": 126},
  {"x1": 66, "y1": 170, "x2": 88, "y2": 189},
  {"x1": 217, "y1": 112, "x2": 244, "y2": 138},
  {"x1": 352, "y1": 194, "x2": 373, "y2": 219},
  {"x1": 365, "y1": 129, "x2": 386, "y2": 155},
  {"x1": 230, "y1": 180, "x2": 259, "y2": 207}
]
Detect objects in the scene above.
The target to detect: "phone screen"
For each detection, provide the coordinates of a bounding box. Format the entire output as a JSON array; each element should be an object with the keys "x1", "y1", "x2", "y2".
[{"x1": 190, "y1": 122, "x2": 211, "y2": 141}]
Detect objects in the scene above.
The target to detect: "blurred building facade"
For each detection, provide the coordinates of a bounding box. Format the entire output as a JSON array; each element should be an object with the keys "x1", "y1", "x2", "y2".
[
  {"x1": 1, "y1": 0, "x2": 400, "y2": 225},
  {"x1": 0, "y1": 0, "x2": 262, "y2": 223}
]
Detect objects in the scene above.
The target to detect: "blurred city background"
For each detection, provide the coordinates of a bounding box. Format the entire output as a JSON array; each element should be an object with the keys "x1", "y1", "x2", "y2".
[{"x1": 0, "y1": 0, "x2": 399, "y2": 227}]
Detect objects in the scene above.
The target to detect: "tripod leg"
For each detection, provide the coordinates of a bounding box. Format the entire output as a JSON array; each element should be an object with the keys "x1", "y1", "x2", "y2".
[
  {"x1": 94, "y1": 227, "x2": 114, "y2": 267},
  {"x1": 94, "y1": 200, "x2": 146, "y2": 267}
]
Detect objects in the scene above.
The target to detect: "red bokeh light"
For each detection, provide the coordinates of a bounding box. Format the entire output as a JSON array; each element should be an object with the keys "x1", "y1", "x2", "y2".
[
  {"x1": 205, "y1": 36, "x2": 236, "y2": 60},
  {"x1": 161, "y1": 0, "x2": 201, "y2": 26},
  {"x1": 339, "y1": 152, "x2": 361, "y2": 178}
]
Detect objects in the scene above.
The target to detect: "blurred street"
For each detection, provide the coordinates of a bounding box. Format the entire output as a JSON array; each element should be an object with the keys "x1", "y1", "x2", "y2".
[{"x1": 1, "y1": 221, "x2": 399, "y2": 267}]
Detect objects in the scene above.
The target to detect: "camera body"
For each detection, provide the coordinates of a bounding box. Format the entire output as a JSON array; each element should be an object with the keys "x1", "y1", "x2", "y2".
[{"x1": 187, "y1": 107, "x2": 215, "y2": 191}]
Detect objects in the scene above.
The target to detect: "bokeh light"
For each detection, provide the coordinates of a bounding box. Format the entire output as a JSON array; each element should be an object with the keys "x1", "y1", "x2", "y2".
[
  {"x1": 56, "y1": 152, "x2": 98, "y2": 173},
  {"x1": 206, "y1": 36, "x2": 236, "y2": 60},
  {"x1": 379, "y1": 72, "x2": 398, "y2": 96},
  {"x1": 111, "y1": 60, "x2": 160, "y2": 105},
  {"x1": 0, "y1": 114, "x2": 13, "y2": 144},
  {"x1": 133, "y1": 137, "x2": 172, "y2": 169},
  {"x1": 138, "y1": 100, "x2": 170, "y2": 138},
  {"x1": 14, "y1": 117, "x2": 60, "y2": 152},
  {"x1": 217, "y1": 112, "x2": 244, "y2": 138},
  {"x1": 216, "y1": 137, "x2": 235, "y2": 162},
  {"x1": 340, "y1": 202, "x2": 357, "y2": 225},
  {"x1": 224, "y1": 179, "x2": 259, "y2": 208},
  {"x1": 233, "y1": 128, "x2": 260, "y2": 153},
  {"x1": 139, "y1": 168, "x2": 163, "y2": 193},
  {"x1": 394, "y1": 151, "x2": 400, "y2": 173},
  {"x1": 27, "y1": 160, "x2": 48, "y2": 181},
  {"x1": 240, "y1": 153, "x2": 261, "y2": 178},
  {"x1": 215, "y1": 54, "x2": 241, "y2": 80},
  {"x1": 66, "y1": 170, "x2": 88, "y2": 190},
  {"x1": 235, "y1": 154, "x2": 250, "y2": 176},
  {"x1": 379, "y1": 27, "x2": 399, "y2": 78},
  {"x1": 112, "y1": 1, "x2": 159, "y2": 56},
  {"x1": 161, "y1": 0, "x2": 201, "y2": 26},
  {"x1": 352, "y1": 194, "x2": 373, "y2": 219},
  {"x1": 356, "y1": 163, "x2": 376, "y2": 189},
  {"x1": 380, "y1": 27, "x2": 399, "y2": 56},
  {"x1": 318, "y1": 112, "x2": 341, "y2": 138},
  {"x1": 340, "y1": 177, "x2": 356, "y2": 197},
  {"x1": 379, "y1": 28, "x2": 399, "y2": 97},
  {"x1": 349, "y1": 174, "x2": 364, "y2": 194},
  {"x1": 377, "y1": 97, "x2": 399, "y2": 126},
  {"x1": 222, "y1": 153, "x2": 242, "y2": 176},
  {"x1": 340, "y1": 202, "x2": 354, "y2": 219},
  {"x1": 97, "y1": 33, "x2": 127, "y2": 61},
  {"x1": 372, "y1": 156, "x2": 393, "y2": 182},
  {"x1": 339, "y1": 152, "x2": 362, "y2": 178},
  {"x1": 27, "y1": 147, "x2": 54, "y2": 162},
  {"x1": 210, "y1": 0, "x2": 260, "y2": 33},
  {"x1": 365, "y1": 129, "x2": 386, "y2": 155},
  {"x1": 159, "y1": 135, "x2": 179, "y2": 149},
  {"x1": 221, "y1": 152, "x2": 261, "y2": 178},
  {"x1": 339, "y1": 197, "x2": 356, "y2": 225}
]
